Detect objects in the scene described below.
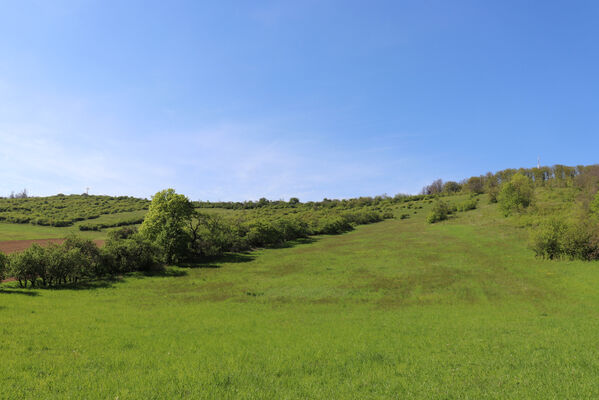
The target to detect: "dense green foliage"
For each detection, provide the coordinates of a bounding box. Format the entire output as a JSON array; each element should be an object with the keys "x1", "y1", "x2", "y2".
[
  {"x1": 498, "y1": 173, "x2": 534, "y2": 215},
  {"x1": 0, "y1": 250, "x2": 7, "y2": 281},
  {"x1": 0, "y1": 194, "x2": 148, "y2": 227},
  {"x1": 4, "y1": 231, "x2": 160, "y2": 288},
  {"x1": 426, "y1": 199, "x2": 452, "y2": 223},
  {"x1": 140, "y1": 189, "x2": 195, "y2": 263}
]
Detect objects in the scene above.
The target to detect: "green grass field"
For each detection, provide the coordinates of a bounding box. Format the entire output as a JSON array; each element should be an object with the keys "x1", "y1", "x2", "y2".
[{"x1": 2, "y1": 197, "x2": 599, "y2": 398}]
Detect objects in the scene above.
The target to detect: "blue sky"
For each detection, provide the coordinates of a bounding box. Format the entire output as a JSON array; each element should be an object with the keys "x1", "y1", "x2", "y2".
[{"x1": 1, "y1": 0, "x2": 598, "y2": 201}]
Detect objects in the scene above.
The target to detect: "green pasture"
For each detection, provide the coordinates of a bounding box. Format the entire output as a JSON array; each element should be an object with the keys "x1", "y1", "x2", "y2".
[{"x1": 2, "y1": 197, "x2": 599, "y2": 398}]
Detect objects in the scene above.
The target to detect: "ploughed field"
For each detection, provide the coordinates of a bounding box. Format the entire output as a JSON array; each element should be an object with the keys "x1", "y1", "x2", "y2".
[{"x1": 2, "y1": 196, "x2": 599, "y2": 398}]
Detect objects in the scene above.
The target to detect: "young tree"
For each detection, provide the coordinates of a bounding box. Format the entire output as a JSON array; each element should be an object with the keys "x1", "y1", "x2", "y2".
[
  {"x1": 139, "y1": 189, "x2": 194, "y2": 263},
  {"x1": 498, "y1": 173, "x2": 534, "y2": 216}
]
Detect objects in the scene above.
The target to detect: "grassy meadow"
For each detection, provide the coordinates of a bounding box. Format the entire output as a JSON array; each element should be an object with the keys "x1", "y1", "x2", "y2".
[{"x1": 2, "y1": 195, "x2": 599, "y2": 398}]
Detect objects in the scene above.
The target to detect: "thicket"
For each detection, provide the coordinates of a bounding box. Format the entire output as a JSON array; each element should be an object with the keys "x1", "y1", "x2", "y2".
[
  {"x1": 426, "y1": 197, "x2": 478, "y2": 224},
  {"x1": 3, "y1": 232, "x2": 159, "y2": 288},
  {"x1": 498, "y1": 173, "x2": 534, "y2": 216},
  {"x1": 0, "y1": 195, "x2": 148, "y2": 227},
  {"x1": 427, "y1": 200, "x2": 452, "y2": 223},
  {"x1": 528, "y1": 167, "x2": 599, "y2": 261}
]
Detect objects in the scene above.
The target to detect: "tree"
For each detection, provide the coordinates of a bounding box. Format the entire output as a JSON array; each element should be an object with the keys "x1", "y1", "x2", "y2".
[
  {"x1": 0, "y1": 251, "x2": 7, "y2": 282},
  {"x1": 498, "y1": 173, "x2": 534, "y2": 216},
  {"x1": 465, "y1": 176, "x2": 484, "y2": 194},
  {"x1": 443, "y1": 181, "x2": 461, "y2": 193},
  {"x1": 421, "y1": 179, "x2": 443, "y2": 195},
  {"x1": 139, "y1": 189, "x2": 194, "y2": 263}
]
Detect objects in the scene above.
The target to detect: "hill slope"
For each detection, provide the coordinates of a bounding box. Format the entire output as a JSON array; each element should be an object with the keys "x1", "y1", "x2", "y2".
[{"x1": 2, "y1": 194, "x2": 599, "y2": 398}]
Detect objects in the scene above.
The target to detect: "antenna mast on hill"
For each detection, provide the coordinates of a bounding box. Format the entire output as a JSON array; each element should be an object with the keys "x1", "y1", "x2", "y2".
[
  {"x1": 86, "y1": 187, "x2": 90, "y2": 195},
  {"x1": 537, "y1": 157, "x2": 540, "y2": 169}
]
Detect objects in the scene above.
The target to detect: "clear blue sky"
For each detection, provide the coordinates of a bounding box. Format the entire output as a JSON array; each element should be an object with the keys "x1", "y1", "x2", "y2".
[{"x1": 1, "y1": 0, "x2": 598, "y2": 201}]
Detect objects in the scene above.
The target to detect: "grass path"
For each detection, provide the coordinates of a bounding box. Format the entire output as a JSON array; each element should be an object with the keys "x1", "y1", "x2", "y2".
[{"x1": 2, "y1": 203, "x2": 599, "y2": 398}]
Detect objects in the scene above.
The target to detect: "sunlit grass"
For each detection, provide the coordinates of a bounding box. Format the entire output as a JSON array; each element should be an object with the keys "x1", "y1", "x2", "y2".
[{"x1": 2, "y1": 196, "x2": 599, "y2": 398}]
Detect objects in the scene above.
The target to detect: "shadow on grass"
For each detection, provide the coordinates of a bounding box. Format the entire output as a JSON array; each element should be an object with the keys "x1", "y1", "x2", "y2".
[
  {"x1": 270, "y1": 237, "x2": 318, "y2": 249},
  {"x1": 0, "y1": 288, "x2": 39, "y2": 296},
  {"x1": 178, "y1": 252, "x2": 256, "y2": 269},
  {"x1": 1, "y1": 265, "x2": 188, "y2": 292},
  {"x1": 137, "y1": 267, "x2": 188, "y2": 278},
  {"x1": 43, "y1": 277, "x2": 123, "y2": 291}
]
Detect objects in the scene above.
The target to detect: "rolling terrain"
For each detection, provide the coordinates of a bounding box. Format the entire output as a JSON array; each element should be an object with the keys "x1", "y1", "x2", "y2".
[{"x1": 2, "y1": 190, "x2": 599, "y2": 398}]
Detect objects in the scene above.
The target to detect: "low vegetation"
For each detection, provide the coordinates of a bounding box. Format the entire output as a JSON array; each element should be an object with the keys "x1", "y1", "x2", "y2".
[{"x1": 0, "y1": 194, "x2": 148, "y2": 227}]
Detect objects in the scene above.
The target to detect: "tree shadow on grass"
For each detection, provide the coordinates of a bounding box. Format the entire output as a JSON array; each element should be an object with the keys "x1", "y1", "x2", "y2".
[
  {"x1": 43, "y1": 277, "x2": 123, "y2": 291},
  {"x1": 137, "y1": 267, "x2": 188, "y2": 278},
  {"x1": 179, "y1": 252, "x2": 256, "y2": 269},
  {"x1": 0, "y1": 288, "x2": 39, "y2": 296},
  {"x1": 270, "y1": 237, "x2": 318, "y2": 249}
]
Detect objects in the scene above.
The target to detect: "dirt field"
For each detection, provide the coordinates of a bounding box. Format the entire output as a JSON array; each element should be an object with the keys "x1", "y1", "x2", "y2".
[{"x1": 0, "y1": 239, "x2": 105, "y2": 254}]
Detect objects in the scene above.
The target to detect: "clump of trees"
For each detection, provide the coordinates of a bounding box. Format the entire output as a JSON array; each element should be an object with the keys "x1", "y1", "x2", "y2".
[
  {"x1": 0, "y1": 188, "x2": 396, "y2": 288},
  {"x1": 140, "y1": 189, "x2": 391, "y2": 263},
  {"x1": 531, "y1": 219, "x2": 599, "y2": 261},
  {"x1": 3, "y1": 231, "x2": 160, "y2": 288},
  {"x1": 498, "y1": 173, "x2": 534, "y2": 216}
]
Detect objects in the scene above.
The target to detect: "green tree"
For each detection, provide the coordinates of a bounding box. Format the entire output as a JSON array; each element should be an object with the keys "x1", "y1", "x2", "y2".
[
  {"x1": 465, "y1": 176, "x2": 484, "y2": 194},
  {"x1": 498, "y1": 173, "x2": 534, "y2": 216},
  {"x1": 0, "y1": 250, "x2": 7, "y2": 282},
  {"x1": 139, "y1": 189, "x2": 194, "y2": 263}
]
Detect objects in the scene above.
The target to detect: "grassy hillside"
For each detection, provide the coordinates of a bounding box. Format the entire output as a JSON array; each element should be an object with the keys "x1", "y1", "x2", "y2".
[
  {"x1": 2, "y1": 191, "x2": 599, "y2": 398},
  {"x1": 0, "y1": 195, "x2": 148, "y2": 227}
]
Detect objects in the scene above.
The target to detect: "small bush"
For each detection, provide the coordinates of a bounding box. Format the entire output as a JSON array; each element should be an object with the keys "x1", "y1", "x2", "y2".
[
  {"x1": 427, "y1": 200, "x2": 451, "y2": 224},
  {"x1": 457, "y1": 198, "x2": 478, "y2": 212}
]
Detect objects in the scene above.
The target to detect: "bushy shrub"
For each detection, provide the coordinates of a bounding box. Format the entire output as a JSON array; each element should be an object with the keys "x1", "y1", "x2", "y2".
[
  {"x1": 0, "y1": 251, "x2": 7, "y2": 281},
  {"x1": 498, "y1": 173, "x2": 534, "y2": 216},
  {"x1": 530, "y1": 219, "x2": 567, "y2": 260},
  {"x1": 427, "y1": 200, "x2": 451, "y2": 224},
  {"x1": 316, "y1": 216, "x2": 353, "y2": 234},
  {"x1": 103, "y1": 229, "x2": 160, "y2": 273},
  {"x1": 488, "y1": 186, "x2": 499, "y2": 203},
  {"x1": 531, "y1": 219, "x2": 599, "y2": 261},
  {"x1": 456, "y1": 198, "x2": 478, "y2": 212}
]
